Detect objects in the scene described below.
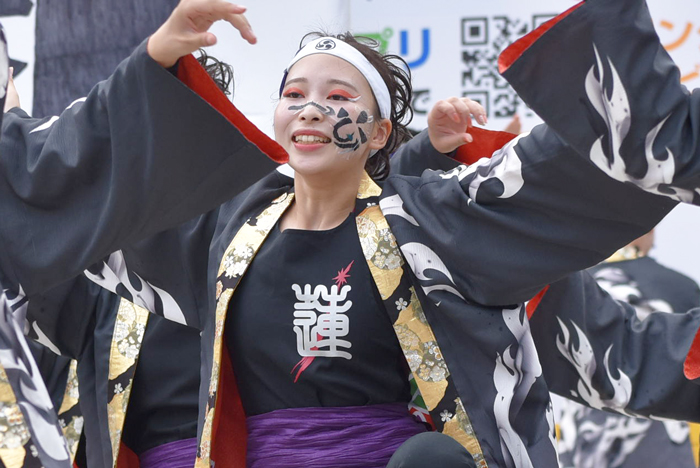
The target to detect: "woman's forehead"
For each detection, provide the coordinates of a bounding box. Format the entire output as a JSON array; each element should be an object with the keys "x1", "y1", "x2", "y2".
[{"x1": 285, "y1": 54, "x2": 371, "y2": 91}]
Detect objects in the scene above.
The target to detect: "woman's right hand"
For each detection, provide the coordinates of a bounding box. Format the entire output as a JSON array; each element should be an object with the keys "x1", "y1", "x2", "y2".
[
  {"x1": 427, "y1": 97, "x2": 487, "y2": 154},
  {"x1": 147, "y1": 0, "x2": 256, "y2": 68}
]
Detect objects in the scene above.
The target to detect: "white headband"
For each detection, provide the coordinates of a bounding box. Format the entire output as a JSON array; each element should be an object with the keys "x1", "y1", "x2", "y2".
[{"x1": 281, "y1": 37, "x2": 392, "y2": 120}]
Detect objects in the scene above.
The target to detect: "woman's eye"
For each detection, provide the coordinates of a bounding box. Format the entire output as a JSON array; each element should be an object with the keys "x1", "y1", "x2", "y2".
[
  {"x1": 283, "y1": 87, "x2": 304, "y2": 99},
  {"x1": 328, "y1": 89, "x2": 358, "y2": 101}
]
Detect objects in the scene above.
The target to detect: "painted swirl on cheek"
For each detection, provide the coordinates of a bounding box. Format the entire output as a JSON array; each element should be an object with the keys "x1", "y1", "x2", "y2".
[{"x1": 332, "y1": 107, "x2": 374, "y2": 153}]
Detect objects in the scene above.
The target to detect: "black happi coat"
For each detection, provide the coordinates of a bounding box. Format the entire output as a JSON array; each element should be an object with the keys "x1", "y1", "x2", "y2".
[
  {"x1": 15, "y1": 0, "x2": 700, "y2": 466},
  {"x1": 589, "y1": 255, "x2": 700, "y2": 316},
  {"x1": 502, "y1": 0, "x2": 700, "y2": 428},
  {"x1": 77, "y1": 0, "x2": 700, "y2": 463},
  {"x1": 555, "y1": 254, "x2": 699, "y2": 468},
  {"x1": 0, "y1": 40, "x2": 278, "y2": 467},
  {"x1": 25, "y1": 275, "x2": 201, "y2": 468}
]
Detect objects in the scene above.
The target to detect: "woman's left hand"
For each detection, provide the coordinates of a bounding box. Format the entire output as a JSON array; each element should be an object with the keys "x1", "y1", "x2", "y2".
[
  {"x1": 427, "y1": 97, "x2": 487, "y2": 153},
  {"x1": 148, "y1": 0, "x2": 255, "y2": 68}
]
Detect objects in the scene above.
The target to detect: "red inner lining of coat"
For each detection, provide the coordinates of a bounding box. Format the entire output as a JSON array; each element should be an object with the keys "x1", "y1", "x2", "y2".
[
  {"x1": 177, "y1": 54, "x2": 289, "y2": 164},
  {"x1": 498, "y1": 1, "x2": 583, "y2": 74}
]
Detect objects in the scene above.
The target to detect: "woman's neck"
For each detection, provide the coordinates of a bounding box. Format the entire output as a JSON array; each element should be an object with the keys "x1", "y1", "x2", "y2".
[{"x1": 280, "y1": 169, "x2": 363, "y2": 231}]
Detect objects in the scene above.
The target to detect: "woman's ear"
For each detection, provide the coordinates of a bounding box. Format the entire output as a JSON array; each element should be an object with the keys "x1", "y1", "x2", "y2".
[{"x1": 369, "y1": 118, "x2": 393, "y2": 151}]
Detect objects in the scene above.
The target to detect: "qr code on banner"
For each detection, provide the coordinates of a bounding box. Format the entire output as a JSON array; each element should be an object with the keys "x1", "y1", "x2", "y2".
[{"x1": 460, "y1": 15, "x2": 554, "y2": 119}]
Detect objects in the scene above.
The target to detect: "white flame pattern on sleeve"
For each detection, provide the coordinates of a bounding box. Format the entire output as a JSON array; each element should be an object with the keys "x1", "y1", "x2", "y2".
[
  {"x1": 586, "y1": 45, "x2": 700, "y2": 202},
  {"x1": 439, "y1": 132, "x2": 526, "y2": 202},
  {"x1": 0, "y1": 291, "x2": 71, "y2": 464},
  {"x1": 555, "y1": 317, "x2": 633, "y2": 414},
  {"x1": 379, "y1": 194, "x2": 419, "y2": 226},
  {"x1": 399, "y1": 242, "x2": 464, "y2": 300},
  {"x1": 28, "y1": 97, "x2": 87, "y2": 134},
  {"x1": 84, "y1": 251, "x2": 187, "y2": 325},
  {"x1": 492, "y1": 305, "x2": 551, "y2": 468}
]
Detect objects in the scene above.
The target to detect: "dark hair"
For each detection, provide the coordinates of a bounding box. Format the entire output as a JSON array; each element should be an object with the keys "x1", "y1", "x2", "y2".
[
  {"x1": 196, "y1": 49, "x2": 235, "y2": 97},
  {"x1": 299, "y1": 32, "x2": 413, "y2": 181}
]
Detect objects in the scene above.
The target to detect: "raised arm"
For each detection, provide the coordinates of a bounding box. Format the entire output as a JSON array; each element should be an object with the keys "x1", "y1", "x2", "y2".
[
  {"x1": 0, "y1": 4, "x2": 282, "y2": 464},
  {"x1": 385, "y1": 0, "x2": 700, "y2": 307},
  {"x1": 502, "y1": 0, "x2": 700, "y2": 202},
  {"x1": 0, "y1": 4, "x2": 281, "y2": 297}
]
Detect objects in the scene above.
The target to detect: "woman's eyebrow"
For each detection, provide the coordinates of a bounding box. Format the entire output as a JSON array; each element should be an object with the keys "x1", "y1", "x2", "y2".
[
  {"x1": 284, "y1": 77, "x2": 308, "y2": 86},
  {"x1": 328, "y1": 79, "x2": 359, "y2": 93}
]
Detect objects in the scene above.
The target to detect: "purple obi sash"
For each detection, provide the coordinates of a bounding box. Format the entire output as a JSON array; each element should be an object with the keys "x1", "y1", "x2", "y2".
[
  {"x1": 139, "y1": 437, "x2": 198, "y2": 468},
  {"x1": 246, "y1": 403, "x2": 428, "y2": 468}
]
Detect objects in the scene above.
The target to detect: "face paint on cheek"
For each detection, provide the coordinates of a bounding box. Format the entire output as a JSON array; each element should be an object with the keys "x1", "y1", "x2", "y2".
[
  {"x1": 287, "y1": 100, "x2": 336, "y2": 116},
  {"x1": 332, "y1": 106, "x2": 375, "y2": 158}
]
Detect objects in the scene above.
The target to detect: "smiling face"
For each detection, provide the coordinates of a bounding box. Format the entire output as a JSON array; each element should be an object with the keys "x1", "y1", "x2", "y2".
[{"x1": 275, "y1": 53, "x2": 388, "y2": 181}]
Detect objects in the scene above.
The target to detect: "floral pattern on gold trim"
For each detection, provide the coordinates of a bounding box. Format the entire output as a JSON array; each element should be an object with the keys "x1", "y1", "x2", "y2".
[
  {"x1": 357, "y1": 207, "x2": 403, "y2": 300},
  {"x1": 58, "y1": 360, "x2": 82, "y2": 463},
  {"x1": 360, "y1": 202, "x2": 488, "y2": 465},
  {"x1": 107, "y1": 300, "x2": 149, "y2": 467},
  {"x1": 0, "y1": 366, "x2": 28, "y2": 467},
  {"x1": 442, "y1": 399, "x2": 488, "y2": 468},
  {"x1": 393, "y1": 288, "x2": 449, "y2": 410},
  {"x1": 198, "y1": 192, "x2": 294, "y2": 468},
  {"x1": 357, "y1": 172, "x2": 382, "y2": 199},
  {"x1": 216, "y1": 193, "x2": 293, "y2": 279}
]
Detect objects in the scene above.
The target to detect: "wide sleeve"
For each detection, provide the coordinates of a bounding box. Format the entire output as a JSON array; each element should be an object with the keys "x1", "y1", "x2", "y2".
[
  {"x1": 382, "y1": 124, "x2": 677, "y2": 307},
  {"x1": 529, "y1": 270, "x2": 700, "y2": 422},
  {"x1": 501, "y1": 0, "x2": 700, "y2": 201},
  {"x1": 382, "y1": 0, "x2": 700, "y2": 309},
  {"x1": 24, "y1": 273, "x2": 112, "y2": 360},
  {"x1": 0, "y1": 39, "x2": 281, "y2": 297}
]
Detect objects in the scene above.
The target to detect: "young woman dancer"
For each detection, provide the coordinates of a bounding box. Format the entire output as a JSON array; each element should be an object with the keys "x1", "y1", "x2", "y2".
[{"x1": 13, "y1": 0, "x2": 700, "y2": 466}]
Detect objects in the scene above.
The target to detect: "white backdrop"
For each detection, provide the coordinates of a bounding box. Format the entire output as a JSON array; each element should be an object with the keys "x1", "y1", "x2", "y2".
[{"x1": 4, "y1": 0, "x2": 700, "y2": 289}]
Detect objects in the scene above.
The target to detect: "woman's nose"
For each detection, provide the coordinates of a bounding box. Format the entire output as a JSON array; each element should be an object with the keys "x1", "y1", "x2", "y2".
[{"x1": 297, "y1": 102, "x2": 325, "y2": 121}]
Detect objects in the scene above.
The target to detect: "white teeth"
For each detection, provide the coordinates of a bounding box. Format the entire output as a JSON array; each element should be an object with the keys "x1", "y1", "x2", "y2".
[{"x1": 294, "y1": 134, "x2": 330, "y2": 144}]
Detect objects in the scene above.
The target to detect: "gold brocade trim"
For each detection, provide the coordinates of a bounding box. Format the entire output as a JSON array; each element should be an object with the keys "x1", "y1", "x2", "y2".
[
  {"x1": 357, "y1": 171, "x2": 382, "y2": 199},
  {"x1": 606, "y1": 245, "x2": 644, "y2": 263},
  {"x1": 198, "y1": 192, "x2": 295, "y2": 467},
  {"x1": 689, "y1": 423, "x2": 700, "y2": 467},
  {"x1": 0, "y1": 365, "x2": 28, "y2": 468},
  {"x1": 359, "y1": 204, "x2": 487, "y2": 466},
  {"x1": 356, "y1": 208, "x2": 403, "y2": 300},
  {"x1": 58, "y1": 360, "x2": 82, "y2": 463},
  {"x1": 107, "y1": 300, "x2": 150, "y2": 468},
  {"x1": 0, "y1": 448, "x2": 25, "y2": 468},
  {"x1": 442, "y1": 399, "x2": 488, "y2": 468},
  {"x1": 196, "y1": 406, "x2": 216, "y2": 468},
  {"x1": 57, "y1": 361, "x2": 79, "y2": 415},
  {"x1": 393, "y1": 289, "x2": 448, "y2": 410},
  {"x1": 217, "y1": 193, "x2": 294, "y2": 278}
]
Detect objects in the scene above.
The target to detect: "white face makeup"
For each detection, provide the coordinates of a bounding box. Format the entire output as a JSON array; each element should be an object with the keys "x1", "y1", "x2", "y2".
[
  {"x1": 274, "y1": 54, "x2": 380, "y2": 173},
  {"x1": 285, "y1": 98, "x2": 375, "y2": 156}
]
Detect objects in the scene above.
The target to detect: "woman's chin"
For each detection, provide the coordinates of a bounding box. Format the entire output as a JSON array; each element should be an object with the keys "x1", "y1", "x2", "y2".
[
  {"x1": 288, "y1": 150, "x2": 367, "y2": 183},
  {"x1": 288, "y1": 157, "x2": 333, "y2": 179}
]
